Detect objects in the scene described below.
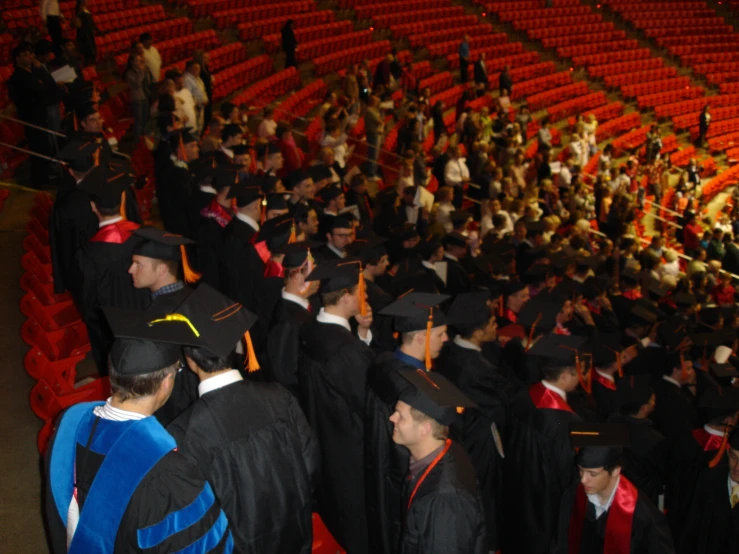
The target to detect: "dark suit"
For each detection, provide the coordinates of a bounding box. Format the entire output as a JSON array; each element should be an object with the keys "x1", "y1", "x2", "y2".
[
  {"x1": 722, "y1": 242, "x2": 739, "y2": 276},
  {"x1": 473, "y1": 60, "x2": 488, "y2": 92}
]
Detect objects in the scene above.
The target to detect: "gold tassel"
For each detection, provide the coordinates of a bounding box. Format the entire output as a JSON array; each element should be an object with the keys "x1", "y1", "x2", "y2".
[
  {"x1": 92, "y1": 147, "x2": 100, "y2": 167},
  {"x1": 244, "y1": 330, "x2": 260, "y2": 372},
  {"x1": 708, "y1": 426, "x2": 730, "y2": 468},
  {"x1": 616, "y1": 352, "x2": 623, "y2": 378},
  {"x1": 180, "y1": 245, "x2": 201, "y2": 283},
  {"x1": 289, "y1": 223, "x2": 296, "y2": 244},
  {"x1": 231, "y1": 198, "x2": 237, "y2": 212},
  {"x1": 425, "y1": 309, "x2": 433, "y2": 371},
  {"x1": 680, "y1": 351, "x2": 688, "y2": 382},
  {"x1": 119, "y1": 190, "x2": 127, "y2": 220},
  {"x1": 525, "y1": 312, "x2": 542, "y2": 353},
  {"x1": 358, "y1": 269, "x2": 367, "y2": 316}
]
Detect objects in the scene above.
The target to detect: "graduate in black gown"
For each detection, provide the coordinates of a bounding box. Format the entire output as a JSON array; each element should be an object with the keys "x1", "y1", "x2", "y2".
[
  {"x1": 312, "y1": 215, "x2": 354, "y2": 263},
  {"x1": 298, "y1": 261, "x2": 375, "y2": 554},
  {"x1": 365, "y1": 292, "x2": 451, "y2": 554},
  {"x1": 554, "y1": 422, "x2": 675, "y2": 554},
  {"x1": 45, "y1": 315, "x2": 232, "y2": 553},
  {"x1": 607, "y1": 375, "x2": 666, "y2": 506},
  {"x1": 679, "y1": 429, "x2": 739, "y2": 554},
  {"x1": 156, "y1": 128, "x2": 200, "y2": 237},
  {"x1": 501, "y1": 334, "x2": 585, "y2": 554},
  {"x1": 266, "y1": 243, "x2": 317, "y2": 396},
  {"x1": 441, "y1": 232, "x2": 471, "y2": 296},
  {"x1": 73, "y1": 165, "x2": 149, "y2": 374},
  {"x1": 390, "y1": 369, "x2": 487, "y2": 554},
  {"x1": 128, "y1": 227, "x2": 202, "y2": 426},
  {"x1": 159, "y1": 284, "x2": 319, "y2": 553},
  {"x1": 590, "y1": 334, "x2": 632, "y2": 422},
  {"x1": 436, "y1": 292, "x2": 510, "y2": 552}
]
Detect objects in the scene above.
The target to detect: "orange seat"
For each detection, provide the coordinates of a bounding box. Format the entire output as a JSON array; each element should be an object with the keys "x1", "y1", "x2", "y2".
[{"x1": 30, "y1": 376, "x2": 110, "y2": 421}]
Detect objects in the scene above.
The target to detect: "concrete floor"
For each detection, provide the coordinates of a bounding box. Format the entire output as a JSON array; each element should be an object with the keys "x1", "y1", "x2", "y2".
[{"x1": 0, "y1": 187, "x2": 51, "y2": 553}]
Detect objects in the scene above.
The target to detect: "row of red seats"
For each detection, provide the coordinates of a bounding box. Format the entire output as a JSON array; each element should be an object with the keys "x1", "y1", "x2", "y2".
[
  {"x1": 694, "y1": 61, "x2": 739, "y2": 76},
  {"x1": 595, "y1": 111, "x2": 641, "y2": 142},
  {"x1": 409, "y1": 24, "x2": 493, "y2": 49},
  {"x1": 707, "y1": 130, "x2": 739, "y2": 153},
  {"x1": 636, "y1": 86, "x2": 704, "y2": 110},
  {"x1": 409, "y1": 61, "x2": 434, "y2": 82},
  {"x1": 211, "y1": 1, "x2": 315, "y2": 27},
  {"x1": 620, "y1": 77, "x2": 691, "y2": 99},
  {"x1": 572, "y1": 48, "x2": 651, "y2": 67},
  {"x1": 606, "y1": 0, "x2": 713, "y2": 11},
  {"x1": 429, "y1": 84, "x2": 466, "y2": 112},
  {"x1": 645, "y1": 24, "x2": 731, "y2": 39},
  {"x1": 200, "y1": 43, "x2": 249, "y2": 74},
  {"x1": 418, "y1": 72, "x2": 454, "y2": 96},
  {"x1": 59, "y1": 0, "x2": 137, "y2": 16},
  {"x1": 445, "y1": 43, "x2": 527, "y2": 70},
  {"x1": 315, "y1": 40, "x2": 395, "y2": 76},
  {"x1": 390, "y1": 15, "x2": 479, "y2": 40},
  {"x1": 705, "y1": 71, "x2": 739, "y2": 86},
  {"x1": 547, "y1": 91, "x2": 606, "y2": 123},
  {"x1": 99, "y1": 90, "x2": 133, "y2": 141},
  {"x1": 354, "y1": 0, "x2": 452, "y2": 20},
  {"x1": 557, "y1": 39, "x2": 639, "y2": 58},
  {"x1": 671, "y1": 42, "x2": 739, "y2": 56},
  {"x1": 238, "y1": 11, "x2": 333, "y2": 41},
  {"x1": 0, "y1": 34, "x2": 12, "y2": 63},
  {"x1": 526, "y1": 81, "x2": 589, "y2": 112},
  {"x1": 0, "y1": 64, "x2": 14, "y2": 110},
  {"x1": 529, "y1": 22, "x2": 615, "y2": 41},
  {"x1": 372, "y1": 6, "x2": 466, "y2": 29},
  {"x1": 273, "y1": 79, "x2": 328, "y2": 124},
  {"x1": 658, "y1": 34, "x2": 739, "y2": 48},
  {"x1": 297, "y1": 30, "x2": 372, "y2": 63},
  {"x1": 682, "y1": 52, "x2": 739, "y2": 65},
  {"x1": 693, "y1": 116, "x2": 739, "y2": 141},
  {"x1": 336, "y1": 48, "x2": 410, "y2": 78},
  {"x1": 485, "y1": 0, "x2": 581, "y2": 11},
  {"x1": 588, "y1": 57, "x2": 664, "y2": 78},
  {"x1": 604, "y1": 67, "x2": 677, "y2": 88},
  {"x1": 212, "y1": 55, "x2": 273, "y2": 100},
  {"x1": 496, "y1": 6, "x2": 592, "y2": 22},
  {"x1": 641, "y1": 15, "x2": 725, "y2": 29},
  {"x1": 655, "y1": 96, "x2": 723, "y2": 120},
  {"x1": 231, "y1": 67, "x2": 302, "y2": 108},
  {"x1": 673, "y1": 105, "x2": 739, "y2": 132},
  {"x1": 263, "y1": 21, "x2": 353, "y2": 53},
  {"x1": 113, "y1": 30, "x2": 220, "y2": 74},
  {"x1": 0, "y1": 120, "x2": 27, "y2": 179},
  {"x1": 510, "y1": 71, "x2": 571, "y2": 101},
  {"x1": 700, "y1": 163, "x2": 739, "y2": 202},
  {"x1": 427, "y1": 32, "x2": 509, "y2": 58},
  {"x1": 671, "y1": 145, "x2": 697, "y2": 167},
  {"x1": 513, "y1": 14, "x2": 601, "y2": 30},
  {"x1": 489, "y1": 61, "x2": 556, "y2": 90},
  {"x1": 94, "y1": 5, "x2": 167, "y2": 33},
  {"x1": 542, "y1": 30, "x2": 627, "y2": 49},
  {"x1": 95, "y1": 18, "x2": 193, "y2": 57}
]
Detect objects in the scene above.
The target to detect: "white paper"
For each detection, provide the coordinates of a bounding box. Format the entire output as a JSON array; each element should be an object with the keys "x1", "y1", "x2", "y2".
[
  {"x1": 51, "y1": 65, "x2": 77, "y2": 83},
  {"x1": 433, "y1": 261, "x2": 448, "y2": 286}
]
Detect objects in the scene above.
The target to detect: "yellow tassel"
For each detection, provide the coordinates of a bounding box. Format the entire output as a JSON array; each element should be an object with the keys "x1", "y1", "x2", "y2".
[
  {"x1": 358, "y1": 269, "x2": 367, "y2": 316},
  {"x1": 180, "y1": 244, "x2": 201, "y2": 284},
  {"x1": 425, "y1": 310, "x2": 433, "y2": 370},
  {"x1": 93, "y1": 147, "x2": 100, "y2": 167},
  {"x1": 244, "y1": 330, "x2": 260, "y2": 372},
  {"x1": 289, "y1": 223, "x2": 296, "y2": 244},
  {"x1": 119, "y1": 190, "x2": 127, "y2": 220},
  {"x1": 178, "y1": 136, "x2": 187, "y2": 161},
  {"x1": 708, "y1": 427, "x2": 730, "y2": 468},
  {"x1": 616, "y1": 352, "x2": 623, "y2": 378}
]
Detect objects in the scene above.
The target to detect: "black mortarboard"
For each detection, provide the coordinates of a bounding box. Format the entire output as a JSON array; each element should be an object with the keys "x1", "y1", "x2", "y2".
[
  {"x1": 548, "y1": 251, "x2": 576, "y2": 271},
  {"x1": 307, "y1": 164, "x2": 333, "y2": 183},
  {"x1": 574, "y1": 255, "x2": 598, "y2": 271},
  {"x1": 284, "y1": 170, "x2": 311, "y2": 191},
  {"x1": 697, "y1": 306, "x2": 725, "y2": 327},
  {"x1": 398, "y1": 369, "x2": 476, "y2": 426},
  {"x1": 520, "y1": 263, "x2": 551, "y2": 286},
  {"x1": 416, "y1": 236, "x2": 443, "y2": 260},
  {"x1": 504, "y1": 281, "x2": 528, "y2": 296},
  {"x1": 450, "y1": 210, "x2": 472, "y2": 227},
  {"x1": 690, "y1": 329, "x2": 735, "y2": 349},
  {"x1": 257, "y1": 174, "x2": 280, "y2": 194},
  {"x1": 227, "y1": 177, "x2": 263, "y2": 207},
  {"x1": 169, "y1": 127, "x2": 198, "y2": 150},
  {"x1": 645, "y1": 280, "x2": 670, "y2": 300},
  {"x1": 592, "y1": 333, "x2": 623, "y2": 368},
  {"x1": 675, "y1": 292, "x2": 696, "y2": 307},
  {"x1": 620, "y1": 267, "x2": 640, "y2": 285},
  {"x1": 266, "y1": 193, "x2": 288, "y2": 212},
  {"x1": 306, "y1": 259, "x2": 362, "y2": 294},
  {"x1": 698, "y1": 385, "x2": 739, "y2": 415},
  {"x1": 441, "y1": 231, "x2": 468, "y2": 249},
  {"x1": 258, "y1": 214, "x2": 294, "y2": 251},
  {"x1": 582, "y1": 276, "x2": 611, "y2": 300},
  {"x1": 629, "y1": 303, "x2": 658, "y2": 326},
  {"x1": 231, "y1": 143, "x2": 249, "y2": 156},
  {"x1": 212, "y1": 164, "x2": 242, "y2": 190},
  {"x1": 545, "y1": 279, "x2": 583, "y2": 302},
  {"x1": 276, "y1": 241, "x2": 314, "y2": 268},
  {"x1": 570, "y1": 422, "x2": 630, "y2": 469},
  {"x1": 616, "y1": 374, "x2": 654, "y2": 412},
  {"x1": 57, "y1": 137, "x2": 104, "y2": 172},
  {"x1": 132, "y1": 227, "x2": 200, "y2": 283},
  {"x1": 730, "y1": 428, "x2": 739, "y2": 451},
  {"x1": 108, "y1": 337, "x2": 182, "y2": 376},
  {"x1": 74, "y1": 101, "x2": 98, "y2": 121},
  {"x1": 527, "y1": 333, "x2": 587, "y2": 367},
  {"x1": 516, "y1": 296, "x2": 563, "y2": 335},
  {"x1": 473, "y1": 253, "x2": 509, "y2": 277},
  {"x1": 264, "y1": 140, "x2": 281, "y2": 156},
  {"x1": 189, "y1": 154, "x2": 217, "y2": 188},
  {"x1": 319, "y1": 185, "x2": 344, "y2": 203},
  {"x1": 222, "y1": 123, "x2": 243, "y2": 141},
  {"x1": 710, "y1": 363, "x2": 739, "y2": 386},
  {"x1": 662, "y1": 349, "x2": 690, "y2": 376},
  {"x1": 345, "y1": 237, "x2": 388, "y2": 264},
  {"x1": 326, "y1": 215, "x2": 352, "y2": 231},
  {"x1": 79, "y1": 162, "x2": 134, "y2": 209},
  {"x1": 447, "y1": 291, "x2": 492, "y2": 330},
  {"x1": 392, "y1": 223, "x2": 420, "y2": 241},
  {"x1": 379, "y1": 292, "x2": 450, "y2": 333}
]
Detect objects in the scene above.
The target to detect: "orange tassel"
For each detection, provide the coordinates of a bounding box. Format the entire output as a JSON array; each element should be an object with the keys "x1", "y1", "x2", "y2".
[
  {"x1": 178, "y1": 136, "x2": 187, "y2": 161},
  {"x1": 119, "y1": 190, "x2": 127, "y2": 220},
  {"x1": 708, "y1": 426, "x2": 730, "y2": 468},
  {"x1": 358, "y1": 269, "x2": 367, "y2": 316},
  {"x1": 525, "y1": 312, "x2": 542, "y2": 353},
  {"x1": 289, "y1": 223, "x2": 296, "y2": 244},
  {"x1": 680, "y1": 351, "x2": 688, "y2": 382},
  {"x1": 424, "y1": 310, "x2": 433, "y2": 371},
  {"x1": 231, "y1": 198, "x2": 237, "y2": 212},
  {"x1": 92, "y1": 147, "x2": 100, "y2": 167},
  {"x1": 499, "y1": 295, "x2": 505, "y2": 317},
  {"x1": 180, "y1": 245, "x2": 201, "y2": 283},
  {"x1": 616, "y1": 352, "x2": 623, "y2": 378},
  {"x1": 244, "y1": 330, "x2": 260, "y2": 372}
]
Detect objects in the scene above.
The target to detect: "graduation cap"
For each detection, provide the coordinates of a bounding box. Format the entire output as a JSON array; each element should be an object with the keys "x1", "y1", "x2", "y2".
[
  {"x1": 698, "y1": 385, "x2": 739, "y2": 467},
  {"x1": 449, "y1": 210, "x2": 473, "y2": 228},
  {"x1": 592, "y1": 332, "x2": 624, "y2": 374},
  {"x1": 106, "y1": 312, "x2": 184, "y2": 376},
  {"x1": 132, "y1": 227, "x2": 201, "y2": 284},
  {"x1": 696, "y1": 306, "x2": 725, "y2": 327},
  {"x1": 620, "y1": 267, "x2": 640, "y2": 286},
  {"x1": 517, "y1": 296, "x2": 563, "y2": 337},
  {"x1": 655, "y1": 316, "x2": 690, "y2": 350},
  {"x1": 258, "y1": 175, "x2": 280, "y2": 195},
  {"x1": 570, "y1": 422, "x2": 630, "y2": 469},
  {"x1": 222, "y1": 123, "x2": 244, "y2": 141},
  {"x1": 79, "y1": 162, "x2": 134, "y2": 211},
  {"x1": 645, "y1": 280, "x2": 670, "y2": 301},
  {"x1": 265, "y1": 193, "x2": 288, "y2": 212},
  {"x1": 472, "y1": 253, "x2": 508, "y2": 278},
  {"x1": 520, "y1": 263, "x2": 551, "y2": 286},
  {"x1": 527, "y1": 333, "x2": 586, "y2": 367},
  {"x1": 574, "y1": 255, "x2": 598, "y2": 271},
  {"x1": 548, "y1": 251, "x2": 576, "y2": 272},
  {"x1": 379, "y1": 292, "x2": 451, "y2": 369},
  {"x1": 328, "y1": 214, "x2": 353, "y2": 231},
  {"x1": 709, "y1": 363, "x2": 739, "y2": 385},
  {"x1": 169, "y1": 127, "x2": 199, "y2": 161},
  {"x1": 628, "y1": 303, "x2": 658, "y2": 326},
  {"x1": 447, "y1": 291, "x2": 493, "y2": 334},
  {"x1": 211, "y1": 164, "x2": 242, "y2": 191},
  {"x1": 345, "y1": 237, "x2": 388, "y2": 264},
  {"x1": 275, "y1": 241, "x2": 315, "y2": 269},
  {"x1": 582, "y1": 276, "x2": 611, "y2": 301},
  {"x1": 318, "y1": 185, "x2": 344, "y2": 204},
  {"x1": 258, "y1": 213, "x2": 295, "y2": 250},
  {"x1": 307, "y1": 164, "x2": 334, "y2": 184},
  {"x1": 441, "y1": 231, "x2": 468, "y2": 249},
  {"x1": 398, "y1": 369, "x2": 476, "y2": 426},
  {"x1": 189, "y1": 154, "x2": 218, "y2": 188},
  {"x1": 525, "y1": 220, "x2": 545, "y2": 235},
  {"x1": 616, "y1": 374, "x2": 654, "y2": 413},
  {"x1": 231, "y1": 143, "x2": 249, "y2": 156},
  {"x1": 307, "y1": 259, "x2": 368, "y2": 314},
  {"x1": 57, "y1": 136, "x2": 104, "y2": 172},
  {"x1": 74, "y1": 101, "x2": 98, "y2": 122},
  {"x1": 284, "y1": 170, "x2": 311, "y2": 191},
  {"x1": 392, "y1": 223, "x2": 420, "y2": 242},
  {"x1": 227, "y1": 177, "x2": 263, "y2": 208}
]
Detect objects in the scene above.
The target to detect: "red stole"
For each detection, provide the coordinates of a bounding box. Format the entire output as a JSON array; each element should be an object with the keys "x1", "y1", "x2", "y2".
[
  {"x1": 200, "y1": 198, "x2": 232, "y2": 228},
  {"x1": 568, "y1": 477, "x2": 638, "y2": 554},
  {"x1": 622, "y1": 289, "x2": 642, "y2": 300},
  {"x1": 592, "y1": 371, "x2": 617, "y2": 391},
  {"x1": 264, "y1": 259, "x2": 285, "y2": 278},
  {"x1": 554, "y1": 323, "x2": 572, "y2": 336},
  {"x1": 529, "y1": 382, "x2": 575, "y2": 413},
  {"x1": 89, "y1": 221, "x2": 140, "y2": 244},
  {"x1": 253, "y1": 240, "x2": 271, "y2": 263},
  {"x1": 691, "y1": 428, "x2": 723, "y2": 451},
  {"x1": 504, "y1": 308, "x2": 518, "y2": 323}
]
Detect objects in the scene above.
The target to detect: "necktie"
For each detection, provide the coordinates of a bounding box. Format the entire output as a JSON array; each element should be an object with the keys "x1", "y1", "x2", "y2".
[{"x1": 731, "y1": 484, "x2": 739, "y2": 509}]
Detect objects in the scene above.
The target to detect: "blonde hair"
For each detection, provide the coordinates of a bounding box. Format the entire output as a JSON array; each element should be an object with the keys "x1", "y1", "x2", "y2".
[{"x1": 409, "y1": 406, "x2": 449, "y2": 440}]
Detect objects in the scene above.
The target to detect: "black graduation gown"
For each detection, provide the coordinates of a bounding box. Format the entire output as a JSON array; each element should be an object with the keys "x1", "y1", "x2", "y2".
[
  {"x1": 364, "y1": 352, "x2": 417, "y2": 554},
  {"x1": 501, "y1": 386, "x2": 581, "y2": 554},
  {"x1": 679, "y1": 466, "x2": 739, "y2": 554},
  {"x1": 156, "y1": 162, "x2": 195, "y2": 237},
  {"x1": 607, "y1": 413, "x2": 666, "y2": 505},
  {"x1": 399, "y1": 441, "x2": 487, "y2": 554},
  {"x1": 554, "y1": 479, "x2": 675, "y2": 554},
  {"x1": 436, "y1": 341, "x2": 511, "y2": 552},
  {"x1": 298, "y1": 319, "x2": 374, "y2": 554},
  {"x1": 311, "y1": 243, "x2": 344, "y2": 263},
  {"x1": 45, "y1": 414, "x2": 228, "y2": 554},
  {"x1": 592, "y1": 373, "x2": 619, "y2": 421},
  {"x1": 145, "y1": 285, "x2": 201, "y2": 427},
  {"x1": 365, "y1": 279, "x2": 397, "y2": 352},
  {"x1": 267, "y1": 297, "x2": 313, "y2": 396},
  {"x1": 194, "y1": 210, "x2": 229, "y2": 288},
  {"x1": 651, "y1": 378, "x2": 696, "y2": 442},
  {"x1": 75, "y1": 222, "x2": 149, "y2": 374},
  {"x1": 443, "y1": 256, "x2": 470, "y2": 296},
  {"x1": 167, "y1": 379, "x2": 319, "y2": 553},
  {"x1": 49, "y1": 176, "x2": 98, "y2": 296}
]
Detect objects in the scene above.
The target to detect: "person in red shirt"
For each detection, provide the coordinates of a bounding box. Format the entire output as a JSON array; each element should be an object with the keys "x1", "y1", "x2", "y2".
[
  {"x1": 711, "y1": 272, "x2": 736, "y2": 305},
  {"x1": 683, "y1": 212, "x2": 703, "y2": 258}
]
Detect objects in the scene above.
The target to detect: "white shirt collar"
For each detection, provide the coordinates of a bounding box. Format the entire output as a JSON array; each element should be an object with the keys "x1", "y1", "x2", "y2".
[
  {"x1": 588, "y1": 476, "x2": 620, "y2": 519},
  {"x1": 236, "y1": 212, "x2": 260, "y2": 232},
  {"x1": 542, "y1": 380, "x2": 567, "y2": 401},
  {"x1": 662, "y1": 375, "x2": 681, "y2": 388},
  {"x1": 454, "y1": 335, "x2": 481, "y2": 352},
  {"x1": 421, "y1": 260, "x2": 436, "y2": 270},
  {"x1": 444, "y1": 252, "x2": 459, "y2": 262},
  {"x1": 282, "y1": 288, "x2": 309, "y2": 310},
  {"x1": 200, "y1": 185, "x2": 217, "y2": 194},
  {"x1": 327, "y1": 243, "x2": 346, "y2": 259},
  {"x1": 316, "y1": 307, "x2": 350, "y2": 332},
  {"x1": 704, "y1": 424, "x2": 724, "y2": 437},
  {"x1": 93, "y1": 398, "x2": 147, "y2": 421},
  {"x1": 596, "y1": 370, "x2": 615, "y2": 383},
  {"x1": 220, "y1": 145, "x2": 234, "y2": 159},
  {"x1": 198, "y1": 369, "x2": 243, "y2": 397},
  {"x1": 99, "y1": 216, "x2": 123, "y2": 228}
]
